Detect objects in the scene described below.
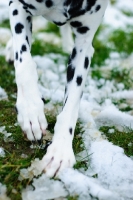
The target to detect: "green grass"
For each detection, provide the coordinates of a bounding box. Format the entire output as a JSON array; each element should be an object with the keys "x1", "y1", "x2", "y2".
[
  {"x1": 108, "y1": 26, "x2": 133, "y2": 56},
  {"x1": 31, "y1": 39, "x2": 68, "y2": 56},
  {"x1": 91, "y1": 66, "x2": 133, "y2": 89},
  {"x1": 43, "y1": 22, "x2": 60, "y2": 36},
  {"x1": 0, "y1": 98, "x2": 84, "y2": 199},
  {"x1": 100, "y1": 126, "x2": 133, "y2": 157},
  {"x1": 0, "y1": 19, "x2": 10, "y2": 29}
]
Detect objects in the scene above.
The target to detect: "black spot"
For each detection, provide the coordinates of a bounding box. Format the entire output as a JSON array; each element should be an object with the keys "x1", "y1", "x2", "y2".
[
  {"x1": 68, "y1": 56, "x2": 71, "y2": 66},
  {"x1": 84, "y1": 57, "x2": 89, "y2": 69},
  {"x1": 27, "y1": 16, "x2": 31, "y2": 23},
  {"x1": 95, "y1": 5, "x2": 101, "y2": 12},
  {"x1": 14, "y1": 106, "x2": 18, "y2": 114},
  {"x1": 26, "y1": 36, "x2": 29, "y2": 45},
  {"x1": 76, "y1": 76, "x2": 82, "y2": 86},
  {"x1": 63, "y1": 12, "x2": 68, "y2": 18},
  {"x1": 23, "y1": 6, "x2": 28, "y2": 10},
  {"x1": 15, "y1": 23, "x2": 24, "y2": 34},
  {"x1": 9, "y1": 1, "x2": 13, "y2": 6},
  {"x1": 36, "y1": 0, "x2": 43, "y2": 2},
  {"x1": 64, "y1": 96, "x2": 68, "y2": 106},
  {"x1": 65, "y1": 0, "x2": 85, "y2": 19},
  {"x1": 13, "y1": 9, "x2": 18, "y2": 16},
  {"x1": 42, "y1": 98, "x2": 46, "y2": 104},
  {"x1": 69, "y1": 128, "x2": 73, "y2": 135},
  {"x1": 65, "y1": 86, "x2": 67, "y2": 94},
  {"x1": 16, "y1": 52, "x2": 18, "y2": 60},
  {"x1": 26, "y1": 10, "x2": 33, "y2": 16},
  {"x1": 67, "y1": 65, "x2": 75, "y2": 82},
  {"x1": 64, "y1": 0, "x2": 71, "y2": 6},
  {"x1": 20, "y1": 58, "x2": 22, "y2": 62},
  {"x1": 21, "y1": 45, "x2": 27, "y2": 53},
  {"x1": 45, "y1": 0, "x2": 53, "y2": 7},
  {"x1": 71, "y1": 48, "x2": 77, "y2": 60},
  {"x1": 53, "y1": 21, "x2": 66, "y2": 26},
  {"x1": 70, "y1": 21, "x2": 82, "y2": 28},
  {"x1": 19, "y1": 0, "x2": 36, "y2": 10},
  {"x1": 86, "y1": 0, "x2": 97, "y2": 11},
  {"x1": 77, "y1": 26, "x2": 89, "y2": 34},
  {"x1": 30, "y1": 24, "x2": 32, "y2": 32}
]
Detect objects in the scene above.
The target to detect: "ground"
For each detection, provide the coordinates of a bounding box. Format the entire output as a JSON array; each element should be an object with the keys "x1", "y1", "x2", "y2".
[{"x1": 0, "y1": 0, "x2": 133, "y2": 200}]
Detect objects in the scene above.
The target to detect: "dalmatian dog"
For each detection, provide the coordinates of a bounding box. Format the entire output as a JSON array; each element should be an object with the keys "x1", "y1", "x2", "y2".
[{"x1": 9, "y1": 0, "x2": 108, "y2": 177}]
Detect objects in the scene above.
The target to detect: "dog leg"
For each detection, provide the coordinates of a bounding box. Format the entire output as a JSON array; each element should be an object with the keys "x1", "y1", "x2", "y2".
[
  {"x1": 42, "y1": 0, "x2": 108, "y2": 177},
  {"x1": 60, "y1": 23, "x2": 74, "y2": 53},
  {"x1": 9, "y1": 1, "x2": 47, "y2": 141}
]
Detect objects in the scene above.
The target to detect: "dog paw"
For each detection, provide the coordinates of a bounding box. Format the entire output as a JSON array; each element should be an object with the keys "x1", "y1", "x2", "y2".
[
  {"x1": 41, "y1": 140, "x2": 76, "y2": 177},
  {"x1": 16, "y1": 95, "x2": 47, "y2": 141},
  {"x1": 15, "y1": 59, "x2": 47, "y2": 141}
]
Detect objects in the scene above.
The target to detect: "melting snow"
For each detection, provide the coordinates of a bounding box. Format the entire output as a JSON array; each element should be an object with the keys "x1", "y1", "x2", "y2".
[
  {"x1": 0, "y1": 0, "x2": 133, "y2": 200},
  {"x1": 0, "y1": 147, "x2": 5, "y2": 157},
  {"x1": 0, "y1": 87, "x2": 8, "y2": 100},
  {"x1": 0, "y1": 183, "x2": 10, "y2": 200}
]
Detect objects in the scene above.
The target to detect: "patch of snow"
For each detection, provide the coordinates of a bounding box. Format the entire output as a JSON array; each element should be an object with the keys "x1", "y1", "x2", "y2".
[
  {"x1": 111, "y1": 90, "x2": 133, "y2": 100},
  {"x1": 0, "y1": 0, "x2": 9, "y2": 29},
  {"x1": 0, "y1": 126, "x2": 12, "y2": 142},
  {"x1": 88, "y1": 140, "x2": 133, "y2": 199},
  {"x1": 0, "y1": 28, "x2": 11, "y2": 45},
  {"x1": 0, "y1": 87, "x2": 8, "y2": 100},
  {"x1": 95, "y1": 104, "x2": 133, "y2": 130},
  {"x1": 104, "y1": 1, "x2": 133, "y2": 28},
  {"x1": 35, "y1": 32, "x2": 61, "y2": 45},
  {"x1": 22, "y1": 174, "x2": 68, "y2": 200},
  {"x1": 0, "y1": 183, "x2": 10, "y2": 200},
  {"x1": 0, "y1": 147, "x2": 5, "y2": 157},
  {"x1": 59, "y1": 168, "x2": 121, "y2": 200}
]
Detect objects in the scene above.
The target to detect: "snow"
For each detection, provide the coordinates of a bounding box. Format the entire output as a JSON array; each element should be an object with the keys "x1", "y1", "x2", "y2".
[
  {"x1": 0, "y1": 1, "x2": 133, "y2": 200},
  {"x1": 0, "y1": 126, "x2": 12, "y2": 142},
  {"x1": 96, "y1": 104, "x2": 133, "y2": 130},
  {"x1": 0, "y1": 147, "x2": 5, "y2": 157},
  {"x1": 22, "y1": 174, "x2": 68, "y2": 200},
  {"x1": 88, "y1": 141, "x2": 133, "y2": 199},
  {"x1": 0, "y1": 0, "x2": 8, "y2": 23},
  {"x1": 104, "y1": 0, "x2": 133, "y2": 28},
  {"x1": 0, "y1": 183, "x2": 10, "y2": 200},
  {"x1": 59, "y1": 168, "x2": 121, "y2": 200},
  {"x1": 0, "y1": 87, "x2": 8, "y2": 100}
]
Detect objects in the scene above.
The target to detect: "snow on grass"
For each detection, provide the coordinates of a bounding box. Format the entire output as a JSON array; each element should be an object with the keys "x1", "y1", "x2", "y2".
[
  {"x1": 18, "y1": 51, "x2": 133, "y2": 199},
  {"x1": 22, "y1": 174, "x2": 68, "y2": 200},
  {"x1": 104, "y1": 0, "x2": 133, "y2": 28},
  {"x1": 0, "y1": 87, "x2": 8, "y2": 100},
  {"x1": 0, "y1": 147, "x2": 5, "y2": 157},
  {"x1": 0, "y1": 183, "x2": 10, "y2": 200},
  {"x1": 0, "y1": 1, "x2": 133, "y2": 200}
]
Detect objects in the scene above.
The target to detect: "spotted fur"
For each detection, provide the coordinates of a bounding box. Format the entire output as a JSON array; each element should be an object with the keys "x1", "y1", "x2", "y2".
[{"x1": 8, "y1": 0, "x2": 109, "y2": 177}]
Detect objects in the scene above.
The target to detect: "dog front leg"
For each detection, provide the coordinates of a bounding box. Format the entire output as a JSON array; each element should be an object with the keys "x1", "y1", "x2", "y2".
[{"x1": 9, "y1": 1, "x2": 47, "y2": 141}]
